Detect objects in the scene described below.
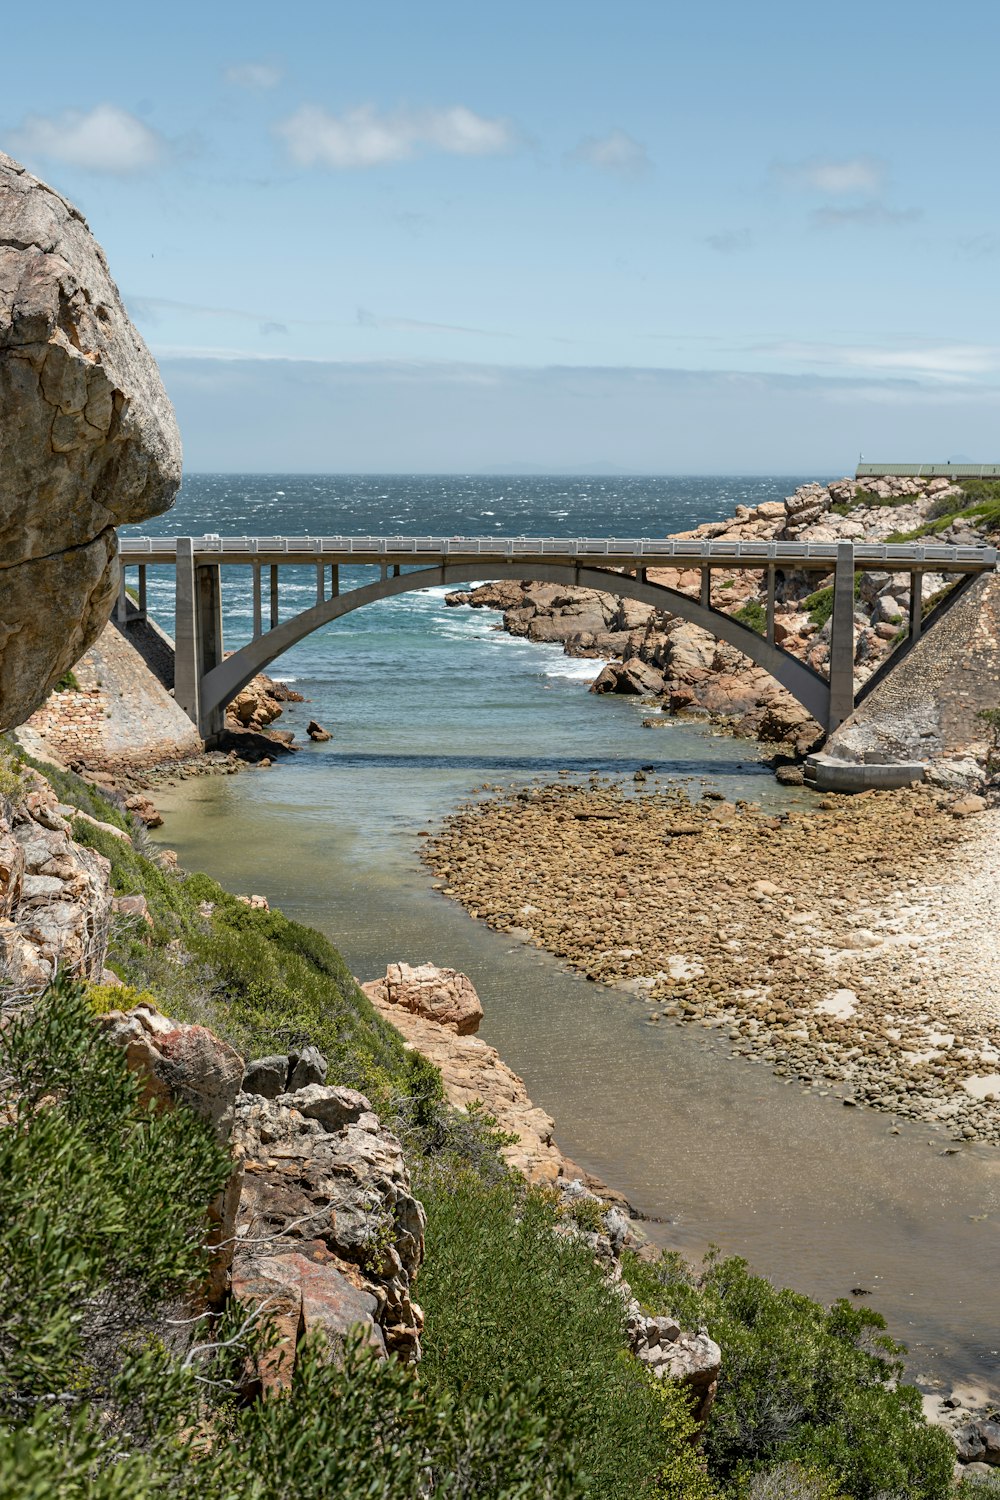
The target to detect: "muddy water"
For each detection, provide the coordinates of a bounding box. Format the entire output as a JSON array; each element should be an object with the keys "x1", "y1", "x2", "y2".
[{"x1": 151, "y1": 753, "x2": 1000, "y2": 1398}]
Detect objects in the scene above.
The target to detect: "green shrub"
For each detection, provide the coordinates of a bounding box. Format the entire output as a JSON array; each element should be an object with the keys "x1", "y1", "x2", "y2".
[
  {"x1": 62, "y1": 804, "x2": 412, "y2": 1108},
  {"x1": 0, "y1": 1332, "x2": 591, "y2": 1499},
  {"x1": 802, "y1": 573, "x2": 862, "y2": 632},
  {"x1": 0, "y1": 976, "x2": 231, "y2": 1414},
  {"x1": 732, "y1": 599, "x2": 767, "y2": 636},
  {"x1": 0, "y1": 749, "x2": 24, "y2": 806},
  {"x1": 978, "y1": 706, "x2": 1000, "y2": 772},
  {"x1": 53, "y1": 668, "x2": 80, "y2": 692},
  {"x1": 417, "y1": 1171, "x2": 690, "y2": 1499},
  {"x1": 621, "y1": 1250, "x2": 955, "y2": 1499},
  {"x1": 83, "y1": 981, "x2": 160, "y2": 1015}
]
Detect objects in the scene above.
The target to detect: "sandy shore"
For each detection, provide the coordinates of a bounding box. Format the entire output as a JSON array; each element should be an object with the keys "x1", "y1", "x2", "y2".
[{"x1": 421, "y1": 782, "x2": 1000, "y2": 1143}]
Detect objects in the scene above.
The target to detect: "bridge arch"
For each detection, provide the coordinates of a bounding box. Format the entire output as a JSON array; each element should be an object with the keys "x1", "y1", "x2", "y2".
[{"x1": 199, "y1": 562, "x2": 831, "y2": 733}]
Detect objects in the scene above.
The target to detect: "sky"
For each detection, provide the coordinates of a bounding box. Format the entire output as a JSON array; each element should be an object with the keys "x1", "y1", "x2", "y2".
[{"x1": 3, "y1": 0, "x2": 1000, "y2": 473}]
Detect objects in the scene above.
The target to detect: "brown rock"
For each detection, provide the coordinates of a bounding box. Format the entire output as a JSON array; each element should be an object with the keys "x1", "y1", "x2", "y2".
[
  {"x1": 949, "y1": 795, "x2": 987, "y2": 817},
  {"x1": 362, "y1": 961, "x2": 484, "y2": 1034},
  {"x1": 0, "y1": 152, "x2": 181, "y2": 730},
  {"x1": 307, "y1": 719, "x2": 332, "y2": 742}
]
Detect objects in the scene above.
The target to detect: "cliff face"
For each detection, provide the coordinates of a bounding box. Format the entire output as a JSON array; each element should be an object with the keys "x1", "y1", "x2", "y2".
[{"x1": 0, "y1": 152, "x2": 181, "y2": 731}]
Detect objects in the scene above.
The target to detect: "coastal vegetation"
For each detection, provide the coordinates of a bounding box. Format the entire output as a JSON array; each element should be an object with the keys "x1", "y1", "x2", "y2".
[
  {"x1": 886, "y1": 480, "x2": 1000, "y2": 542},
  {"x1": 0, "y1": 753, "x2": 978, "y2": 1497},
  {"x1": 731, "y1": 599, "x2": 767, "y2": 636}
]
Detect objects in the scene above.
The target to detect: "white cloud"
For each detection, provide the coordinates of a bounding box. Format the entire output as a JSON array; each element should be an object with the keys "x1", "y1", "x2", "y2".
[
  {"x1": 275, "y1": 103, "x2": 515, "y2": 168},
  {"x1": 568, "y1": 129, "x2": 651, "y2": 177},
  {"x1": 224, "y1": 61, "x2": 284, "y2": 90},
  {"x1": 775, "y1": 155, "x2": 885, "y2": 195},
  {"x1": 9, "y1": 103, "x2": 166, "y2": 173}
]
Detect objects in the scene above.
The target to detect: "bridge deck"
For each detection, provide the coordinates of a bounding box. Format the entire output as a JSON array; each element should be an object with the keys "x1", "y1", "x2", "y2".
[{"x1": 120, "y1": 534, "x2": 999, "y2": 573}]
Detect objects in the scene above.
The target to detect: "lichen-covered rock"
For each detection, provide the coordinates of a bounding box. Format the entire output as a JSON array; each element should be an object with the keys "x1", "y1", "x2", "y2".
[
  {"x1": 0, "y1": 152, "x2": 182, "y2": 730},
  {"x1": 0, "y1": 768, "x2": 113, "y2": 988},
  {"x1": 232, "y1": 1083, "x2": 426, "y2": 1366},
  {"x1": 96, "y1": 1003, "x2": 245, "y2": 1146}
]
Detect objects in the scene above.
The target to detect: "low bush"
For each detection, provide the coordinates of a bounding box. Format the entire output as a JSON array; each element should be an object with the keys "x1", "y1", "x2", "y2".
[
  {"x1": 416, "y1": 1170, "x2": 712, "y2": 1500},
  {"x1": 622, "y1": 1250, "x2": 955, "y2": 1499},
  {"x1": 802, "y1": 573, "x2": 862, "y2": 632},
  {"x1": 731, "y1": 599, "x2": 767, "y2": 636},
  {"x1": 0, "y1": 976, "x2": 231, "y2": 1419}
]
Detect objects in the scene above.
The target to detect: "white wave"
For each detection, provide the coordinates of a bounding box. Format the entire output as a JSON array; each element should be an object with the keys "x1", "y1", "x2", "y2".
[{"x1": 538, "y1": 656, "x2": 605, "y2": 682}]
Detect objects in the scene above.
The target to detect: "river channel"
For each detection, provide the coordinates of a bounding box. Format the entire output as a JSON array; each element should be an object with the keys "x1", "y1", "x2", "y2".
[{"x1": 136, "y1": 474, "x2": 999, "y2": 1398}]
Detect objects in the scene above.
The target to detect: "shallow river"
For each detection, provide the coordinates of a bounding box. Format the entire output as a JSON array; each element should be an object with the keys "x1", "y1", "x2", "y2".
[
  {"x1": 138, "y1": 474, "x2": 999, "y2": 1397},
  {"x1": 149, "y1": 662, "x2": 1000, "y2": 1401}
]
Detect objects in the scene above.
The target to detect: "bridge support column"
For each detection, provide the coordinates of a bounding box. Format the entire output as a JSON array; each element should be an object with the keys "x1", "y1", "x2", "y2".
[
  {"x1": 270, "y1": 566, "x2": 279, "y2": 629},
  {"x1": 827, "y1": 542, "x2": 856, "y2": 732},
  {"x1": 114, "y1": 563, "x2": 129, "y2": 625},
  {"x1": 700, "y1": 568, "x2": 710, "y2": 607},
  {"x1": 137, "y1": 565, "x2": 147, "y2": 619},
  {"x1": 198, "y1": 563, "x2": 225, "y2": 741},
  {"x1": 252, "y1": 565, "x2": 262, "y2": 639},
  {"x1": 174, "y1": 538, "x2": 201, "y2": 729},
  {"x1": 766, "y1": 566, "x2": 776, "y2": 645},
  {"x1": 330, "y1": 564, "x2": 339, "y2": 598},
  {"x1": 909, "y1": 572, "x2": 922, "y2": 641}
]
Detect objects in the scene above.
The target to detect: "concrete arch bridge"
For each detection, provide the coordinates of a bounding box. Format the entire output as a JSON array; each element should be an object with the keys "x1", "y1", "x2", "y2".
[{"x1": 118, "y1": 534, "x2": 998, "y2": 741}]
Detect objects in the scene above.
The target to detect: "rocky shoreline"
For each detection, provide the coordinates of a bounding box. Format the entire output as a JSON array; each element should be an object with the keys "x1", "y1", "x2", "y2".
[
  {"x1": 420, "y1": 779, "x2": 1000, "y2": 1144},
  {"x1": 445, "y1": 474, "x2": 997, "y2": 761}
]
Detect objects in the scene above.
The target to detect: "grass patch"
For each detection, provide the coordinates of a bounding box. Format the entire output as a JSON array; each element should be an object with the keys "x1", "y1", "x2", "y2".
[{"x1": 54, "y1": 668, "x2": 80, "y2": 692}]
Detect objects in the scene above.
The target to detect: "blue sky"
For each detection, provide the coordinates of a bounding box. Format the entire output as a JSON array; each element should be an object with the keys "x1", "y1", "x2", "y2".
[{"x1": 4, "y1": 0, "x2": 999, "y2": 472}]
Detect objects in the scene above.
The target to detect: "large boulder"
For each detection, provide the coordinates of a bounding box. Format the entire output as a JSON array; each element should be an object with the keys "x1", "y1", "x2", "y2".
[
  {"x1": 361, "y1": 961, "x2": 484, "y2": 1035},
  {"x1": 0, "y1": 152, "x2": 181, "y2": 730}
]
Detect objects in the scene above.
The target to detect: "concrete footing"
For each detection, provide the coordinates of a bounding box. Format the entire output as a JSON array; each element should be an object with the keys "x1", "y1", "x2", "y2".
[{"x1": 804, "y1": 753, "x2": 926, "y2": 792}]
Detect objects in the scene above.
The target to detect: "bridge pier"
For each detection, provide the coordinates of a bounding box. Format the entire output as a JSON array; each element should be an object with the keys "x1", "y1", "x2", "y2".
[
  {"x1": 174, "y1": 538, "x2": 226, "y2": 741},
  {"x1": 909, "y1": 571, "x2": 922, "y2": 641},
  {"x1": 827, "y1": 542, "x2": 856, "y2": 732}
]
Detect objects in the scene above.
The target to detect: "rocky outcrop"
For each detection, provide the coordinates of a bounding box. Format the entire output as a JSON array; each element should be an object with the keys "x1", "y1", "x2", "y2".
[
  {"x1": 625, "y1": 1305, "x2": 721, "y2": 1422},
  {"x1": 227, "y1": 671, "x2": 303, "y2": 733},
  {"x1": 0, "y1": 153, "x2": 182, "y2": 730},
  {"x1": 232, "y1": 1076, "x2": 426, "y2": 1377},
  {"x1": 364, "y1": 964, "x2": 622, "y2": 1189},
  {"x1": 0, "y1": 766, "x2": 114, "y2": 991},
  {"x1": 362, "y1": 960, "x2": 484, "y2": 1035}
]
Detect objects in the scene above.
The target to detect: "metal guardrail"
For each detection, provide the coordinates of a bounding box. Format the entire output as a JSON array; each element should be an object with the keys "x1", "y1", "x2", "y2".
[{"x1": 119, "y1": 535, "x2": 999, "y2": 571}]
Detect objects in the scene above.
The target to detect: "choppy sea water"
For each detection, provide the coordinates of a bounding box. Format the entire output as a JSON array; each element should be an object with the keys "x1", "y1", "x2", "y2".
[{"x1": 127, "y1": 476, "x2": 1000, "y2": 1395}]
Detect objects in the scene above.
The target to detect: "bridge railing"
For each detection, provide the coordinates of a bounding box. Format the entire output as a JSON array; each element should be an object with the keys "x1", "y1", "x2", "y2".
[{"x1": 119, "y1": 534, "x2": 998, "y2": 570}]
